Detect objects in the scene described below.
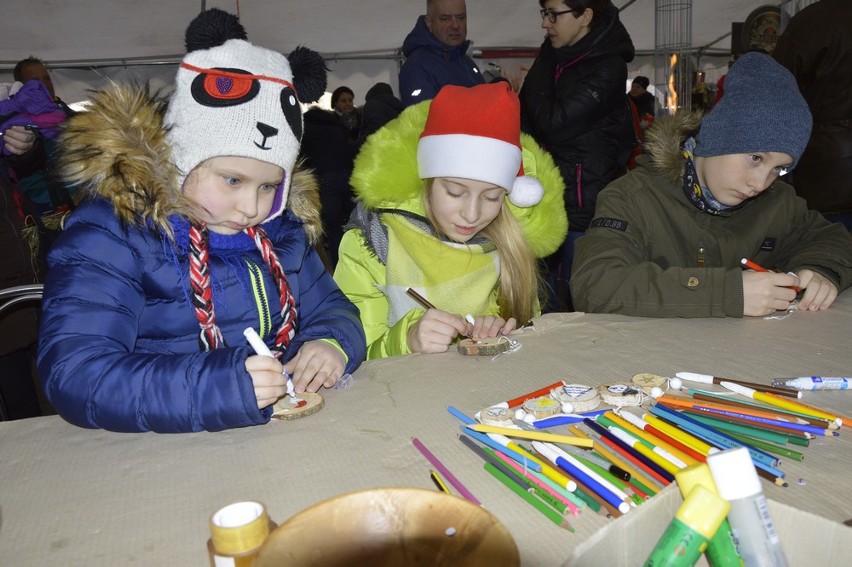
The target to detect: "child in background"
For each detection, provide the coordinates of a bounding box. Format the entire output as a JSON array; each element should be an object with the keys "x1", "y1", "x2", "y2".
[
  {"x1": 333, "y1": 82, "x2": 567, "y2": 358},
  {"x1": 37, "y1": 9, "x2": 366, "y2": 433},
  {"x1": 570, "y1": 52, "x2": 852, "y2": 318}
]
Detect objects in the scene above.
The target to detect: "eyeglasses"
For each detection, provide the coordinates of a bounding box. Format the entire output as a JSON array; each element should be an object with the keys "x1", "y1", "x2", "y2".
[{"x1": 539, "y1": 8, "x2": 579, "y2": 24}]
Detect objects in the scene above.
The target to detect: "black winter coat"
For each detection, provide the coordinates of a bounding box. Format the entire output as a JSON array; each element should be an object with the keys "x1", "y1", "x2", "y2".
[{"x1": 519, "y1": 2, "x2": 635, "y2": 231}]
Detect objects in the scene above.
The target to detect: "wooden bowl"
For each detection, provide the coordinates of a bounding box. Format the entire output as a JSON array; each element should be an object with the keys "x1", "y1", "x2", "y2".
[{"x1": 254, "y1": 487, "x2": 519, "y2": 566}]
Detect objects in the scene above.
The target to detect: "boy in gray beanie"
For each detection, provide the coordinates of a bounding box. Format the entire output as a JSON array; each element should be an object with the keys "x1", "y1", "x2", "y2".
[{"x1": 570, "y1": 52, "x2": 852, "y2": 318}]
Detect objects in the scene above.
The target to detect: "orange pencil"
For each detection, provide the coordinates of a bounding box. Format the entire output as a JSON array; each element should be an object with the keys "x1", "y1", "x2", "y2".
[
  {"x1": 658, "y1": 394, "x2": 817, "y2": 431},
  {"x1": 691, "y1": 392, "x2": 835, "y2": 429},
  {"x1": 740, "y1": 257, "x2": 800, "y2": 292},
  {"x1": 720, "y1": 381, "x2": 843, "y2": 426}
]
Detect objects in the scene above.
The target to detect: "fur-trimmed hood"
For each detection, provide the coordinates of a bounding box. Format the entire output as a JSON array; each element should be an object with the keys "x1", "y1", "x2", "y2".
[
  {"x1": 349, "y1": 100, "x2": 567, "y2": 258},
  {"x1": 58, "y1": 84, "x2": 323, "y2": 243},
  {"x1": 642, "y1": 110, "x2": 703, "y2": 184}
]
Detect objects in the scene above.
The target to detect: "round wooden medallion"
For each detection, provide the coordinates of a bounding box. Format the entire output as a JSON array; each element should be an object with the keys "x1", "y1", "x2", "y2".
[
  {"x1": 271, "y1": 392, "x2": 324, "y2": 420},
  {"x1": 456, "y1": 337, "x2": 512, "y2": 356}
]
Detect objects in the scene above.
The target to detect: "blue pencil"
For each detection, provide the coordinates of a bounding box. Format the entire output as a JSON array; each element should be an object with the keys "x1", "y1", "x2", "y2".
[{"x1": 650, "y1": 404, "x2": 780, "y2": 468}]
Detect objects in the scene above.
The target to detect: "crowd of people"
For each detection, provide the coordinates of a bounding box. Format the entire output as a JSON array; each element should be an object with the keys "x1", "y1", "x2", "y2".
[{"x1": 1, "y1": 1, "x2": 850, "y2": 430}]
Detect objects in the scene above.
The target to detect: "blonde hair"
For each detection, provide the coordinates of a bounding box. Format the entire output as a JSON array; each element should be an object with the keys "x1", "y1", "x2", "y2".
[{"x1": 423, "y1": 180, "x2": 540, "y2": 324}]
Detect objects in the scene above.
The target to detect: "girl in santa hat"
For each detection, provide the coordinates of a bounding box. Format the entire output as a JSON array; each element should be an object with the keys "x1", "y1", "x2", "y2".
[{"x1": 334, "y1": 82, "x2": 567, "y2": 359}]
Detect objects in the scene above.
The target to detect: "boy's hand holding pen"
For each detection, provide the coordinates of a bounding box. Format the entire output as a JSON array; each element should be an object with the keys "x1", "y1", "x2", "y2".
[{"x1": 741, "y1": 258, "x2": 839, "y2": 312}]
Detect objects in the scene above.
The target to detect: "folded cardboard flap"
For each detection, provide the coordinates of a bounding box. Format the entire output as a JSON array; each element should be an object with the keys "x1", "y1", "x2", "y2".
[{"x1": 564, "y1": 484, "x2": 852, "y2": 566}]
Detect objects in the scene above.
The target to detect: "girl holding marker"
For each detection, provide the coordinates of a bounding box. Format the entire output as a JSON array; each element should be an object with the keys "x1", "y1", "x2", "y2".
[{"x1": 333, "y1": 82, "x2": 567, "y2": 359}]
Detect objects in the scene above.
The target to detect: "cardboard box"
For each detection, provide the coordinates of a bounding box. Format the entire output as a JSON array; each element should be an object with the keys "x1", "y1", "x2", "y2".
[{"x1": 565, "y1": 484, "x2": 852, "y2": 566}]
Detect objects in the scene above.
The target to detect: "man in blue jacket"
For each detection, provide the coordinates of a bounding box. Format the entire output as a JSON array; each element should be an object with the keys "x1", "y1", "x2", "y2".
[{"x1": 398, "y1": 0, "x2": 485, "y2": 107}]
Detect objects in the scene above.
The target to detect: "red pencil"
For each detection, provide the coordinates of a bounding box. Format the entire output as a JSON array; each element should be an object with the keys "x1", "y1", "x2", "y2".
[
  {"x1": 491, "y1": 380, "x2": 566, "y2": 409},
  {"x1": 740, "y1": 258, "x2": 801, "y2": 292}
]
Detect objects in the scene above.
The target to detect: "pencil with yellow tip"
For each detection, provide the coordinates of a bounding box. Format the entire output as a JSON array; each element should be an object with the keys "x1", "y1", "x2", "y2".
[{"x1": 467, "y1": 423, "x2": 594, "y2": 448}]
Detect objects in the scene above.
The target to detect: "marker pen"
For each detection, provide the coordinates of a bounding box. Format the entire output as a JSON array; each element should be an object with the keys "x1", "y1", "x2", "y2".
[
  {"x1": 643, "y1": 485, "x2": 731, "y2": 567},
  {"x1": 770, "y1": 377, "x2": 850, "y2": 391},
  {"x1": 674, "y1": 463, "x2": 744, "y2": 567},
  {"x1": 243, "y1": 327, "x2": 299, "y2": 403},
  {"x1": 707, "y1": 447, "x2": 790, "y2": 567}
]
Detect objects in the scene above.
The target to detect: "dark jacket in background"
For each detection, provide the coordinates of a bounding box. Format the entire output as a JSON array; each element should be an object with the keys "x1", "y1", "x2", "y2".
[
  {"x1": 398, "y1": 15, "x2": 484, "y2": 107},
  {"x1": 358, "y1": 82, "x2": 403, "y2": 146},
  {"x1": 299, "y1": 107, "x2": 357, "y2": 268},
  {"x1": 773, "y1": 0, "x2": 852, "y2": 216},
  {"x1": 519, "y1": 2, "x2": 635, "y2": 232}
]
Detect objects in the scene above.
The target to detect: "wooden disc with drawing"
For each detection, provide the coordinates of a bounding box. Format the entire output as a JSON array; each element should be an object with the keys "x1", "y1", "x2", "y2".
[
  {"x1": 457, "y1": 337, "x2": 511, "y2": 356},
  {"x1": 271, "y1": 392, "x2": 324, "y2": 420}
]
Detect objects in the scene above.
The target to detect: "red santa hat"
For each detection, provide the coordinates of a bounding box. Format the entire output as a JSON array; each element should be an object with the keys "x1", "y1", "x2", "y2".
[{"x1": 417, "y1": 82, "x2": 544, "y2": 207}]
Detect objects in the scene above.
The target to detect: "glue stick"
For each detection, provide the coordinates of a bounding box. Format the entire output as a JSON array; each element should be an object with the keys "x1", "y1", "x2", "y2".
[
  {"x1": 207, "y1": 501, "x2": 275, "y2": 567},
  {"x1": 707, "y1": 447, "x2": 789, "y2": 567},
  {"x1": 675, "y1": 463, "x2": 744, "y2": 567},
  {"x1": 644, "y1": 484, "x2": 730, "y2": 567}
]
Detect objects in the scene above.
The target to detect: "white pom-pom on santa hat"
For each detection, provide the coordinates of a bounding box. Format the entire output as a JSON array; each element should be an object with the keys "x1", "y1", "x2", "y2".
[
  {"x1": 417, "y1": 82, "x2": 544, "y2": 208},
  {"x1": 509, "y1": 167, "x2": 544, "y2": 207}
]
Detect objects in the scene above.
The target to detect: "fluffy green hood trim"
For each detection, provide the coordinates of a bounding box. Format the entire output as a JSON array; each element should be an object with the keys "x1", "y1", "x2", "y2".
[{"x1": 350, "y1": 100, "x2": 567, "y2": 257}]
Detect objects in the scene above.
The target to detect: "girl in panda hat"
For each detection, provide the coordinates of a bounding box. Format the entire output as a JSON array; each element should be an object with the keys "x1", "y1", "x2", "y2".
[
  {"x1": 37, "y1": 9, "x2": 366, "y2": 433},
  {"x1": 334, "y1": 82, "x2": 567, "y2": 359}
]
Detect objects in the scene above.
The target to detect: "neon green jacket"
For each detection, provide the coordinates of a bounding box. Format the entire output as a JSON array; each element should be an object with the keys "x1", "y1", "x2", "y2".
[{"x1": 333, "y1": 101, "x2": 567, "y2": 358}]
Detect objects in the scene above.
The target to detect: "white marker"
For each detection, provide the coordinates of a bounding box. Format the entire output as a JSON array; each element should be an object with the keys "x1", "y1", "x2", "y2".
[{"x1": 243, "y1": 327, "x2": 300, "y2": 404}]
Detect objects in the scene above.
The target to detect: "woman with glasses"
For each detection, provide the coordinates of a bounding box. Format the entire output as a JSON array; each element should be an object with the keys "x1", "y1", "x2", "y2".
[{"x1": 519, "y1": 0, "x2": 635, "y2": 312}]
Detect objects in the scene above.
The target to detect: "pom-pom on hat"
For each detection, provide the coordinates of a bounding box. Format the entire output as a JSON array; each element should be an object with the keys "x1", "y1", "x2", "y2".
[
  {"x1": 694, "y1": 52, "x2": 812, "y2": 169},
  {"x1": 165, "y1": 8, "x2": 327, "y2": 221},
  {"x1": 417, "y1": 82, "x2": 543, "y2": 207}
]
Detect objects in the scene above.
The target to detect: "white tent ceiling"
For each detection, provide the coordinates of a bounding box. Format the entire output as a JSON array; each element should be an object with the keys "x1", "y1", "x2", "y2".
[{"x1": 1, "y1": 1, "x2": 787, "y2": 104}]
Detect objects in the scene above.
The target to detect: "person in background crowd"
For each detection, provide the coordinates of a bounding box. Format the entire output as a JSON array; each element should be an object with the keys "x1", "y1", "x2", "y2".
[
  {"x1": 398, "y1": 0, "x2": 485, "y2": 107},
  {"x1": 300, "y1": 102, "x2": 357, "y2": 270},
  {"x1": 330, "y1": 86, "x2": 360, "y2": 143},
  {"x1": 628, "y1": 75, "x2": 655, "y2": 126},
  {"x1": 357, "y1": 82, "x2": 403, "y2": 146},
  {"x1": 519, "y1": 0, "x2": 635, "y2": 312},
  {"x1": 2, "y1": 57, "x2": 76, "y2": 215},
  {"x1": 773, "y1": 0, "x2": 852, "y2": 230}
]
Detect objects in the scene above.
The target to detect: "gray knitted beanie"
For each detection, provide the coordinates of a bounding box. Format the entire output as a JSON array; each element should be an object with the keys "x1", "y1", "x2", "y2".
[{"x1": 694, "y1": 52, "x2": 812, "y2": 168}]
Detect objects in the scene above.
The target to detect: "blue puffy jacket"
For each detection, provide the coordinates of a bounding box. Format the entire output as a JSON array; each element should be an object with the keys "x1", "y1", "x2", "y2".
[{"x1": 37, "y1": 86, "x2": 366, "y2": 433}]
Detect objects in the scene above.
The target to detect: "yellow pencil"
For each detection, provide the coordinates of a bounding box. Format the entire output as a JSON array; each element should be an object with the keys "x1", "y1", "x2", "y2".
[
  {"x1": 468, "y1": 424, "x2": 595, "y2": 448},
  {"x1": 502, "y1": 438, "x2": 579, "y2": 493},
  {"x1": 721, "y1": 381, "x2": 843, "y2": 426},
  {"x1": 604, "y1": 411, "x2": 698, "y2": 466},
  {"x1": 642, "y1": 414, "x2": 716, "y2": 456},
  {"x1": 430, "y1": 470, "x2": 451, "y2": 494}
]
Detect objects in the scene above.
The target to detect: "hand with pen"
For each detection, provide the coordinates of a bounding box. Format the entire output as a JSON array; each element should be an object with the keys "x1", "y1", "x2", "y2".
[
  {"x1": 245, "y1": 331, "x2": 346, "y2": 408},
  {"x1": 406, "y1": 310, "x2": 516, "y2": 354},
  {"x1": 741, "y1": 258, "x2": 839, "y2": 315},
  {"x1": 405, "y1": 288, "x2": 515, "y2": 354}
]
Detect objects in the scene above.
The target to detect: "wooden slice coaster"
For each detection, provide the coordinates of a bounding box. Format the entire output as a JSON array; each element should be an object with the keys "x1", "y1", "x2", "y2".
[
  {"x1": 521, "y1": 396, "x2": 562, "y2": 419},
  {"x1": 631, "y1": 373, "x2": 666, "y2": 395},
  {"x1": 271, "y1": 392, "x2": 324, "y2": 420},
  {"x1": 478, "y1": 406, "x2": 516, "y2": 427},
  {"x1": 457, "y1": 337, "x2": 512, "y2": 356}
]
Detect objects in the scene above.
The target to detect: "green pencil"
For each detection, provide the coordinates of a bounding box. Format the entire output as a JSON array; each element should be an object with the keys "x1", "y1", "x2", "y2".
[
  {"x1": 483, "y1": 462, "x2": 574, "y2": 531},
  {"x1": 687, "y1": 412, "x2": 791, "y2": 444},
  {"x1": 726, "y1": 432, "x2": 805, "y2": 461}
]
